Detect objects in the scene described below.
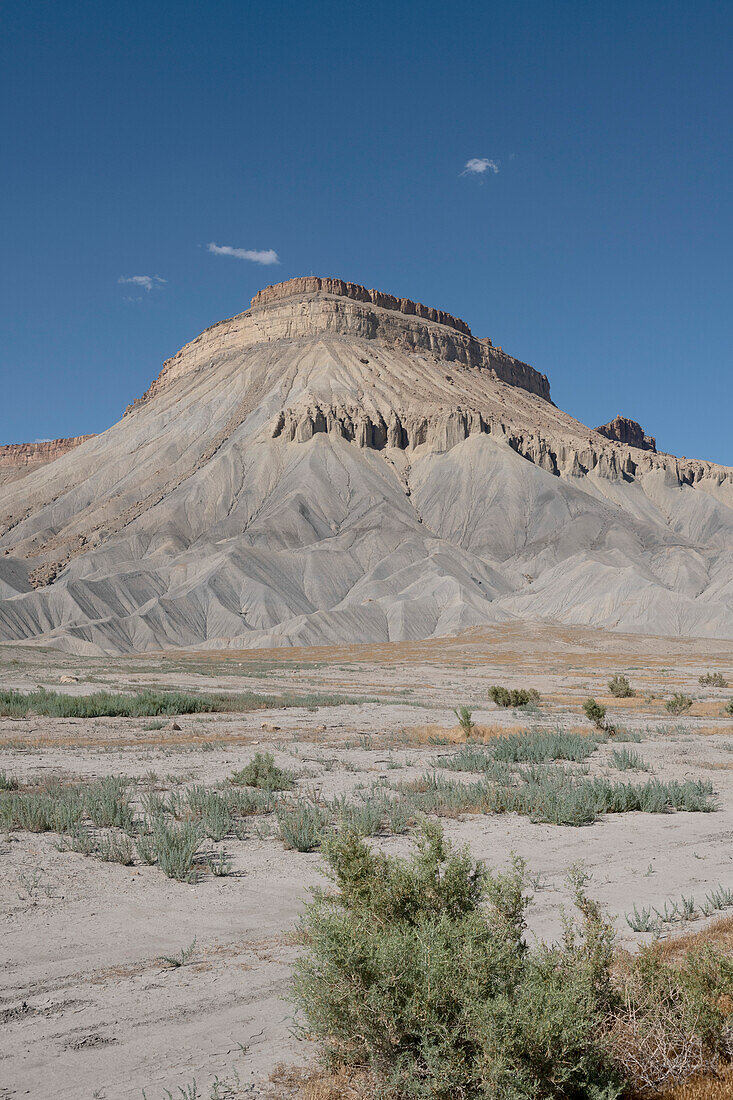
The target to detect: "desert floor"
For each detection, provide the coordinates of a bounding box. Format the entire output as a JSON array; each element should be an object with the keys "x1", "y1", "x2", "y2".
[{"x1": 2, "y1": 622, "x2": 733, "y2": 1100}]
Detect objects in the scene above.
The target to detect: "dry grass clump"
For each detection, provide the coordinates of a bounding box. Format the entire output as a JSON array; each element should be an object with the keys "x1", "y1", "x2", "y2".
[
  {"x1": 650, "y1": 1065, "x2": 733, "y2": 1098},
  {"x1": 655, "y1": 917, "x2": 733, "y2": 966},
  {"x1": 398, "y1": 723, "x2": 575, "y2": 746},
  {"x1": 267, "y1": 1064, "x2": 375, "y2": 1099}
]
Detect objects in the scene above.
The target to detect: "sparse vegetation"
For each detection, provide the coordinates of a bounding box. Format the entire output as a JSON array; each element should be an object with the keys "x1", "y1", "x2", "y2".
[
  {"x1": 626, "y1": 886, "x2": 733, "y2": 936},
  {"x1": 160, "y1": 937, "x2": 197, "y2": 969},
  {"x1": 0, "y1": 686, "x2": 380, "y2": 719},
  {"x1": 666, "y1": 693, "x2": 694, "y2": 715},
  {"x1": 440, "y1": 729, "x2": 600, "y2": 768},
  {"x1": 398, "y1": 769, "x2": 716, "y2": 826},
  {"x1": 699, "y1": 673, "x2": 728, "y2": 688},
  {"x1": 488, "y1": 685, "x2": 541, "y2": 708},
  {"x1": 609, "y1": 674, "x2": 635, "y2": 698}
]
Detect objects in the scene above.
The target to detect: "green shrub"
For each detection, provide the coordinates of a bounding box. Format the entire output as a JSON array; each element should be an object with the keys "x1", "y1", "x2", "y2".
[
  {"x1": 277, "y1": 801, "x2": 328, "y2": 851},
  {"x1": 453, "y1": 706, "x2": 475, "y2": 736},
  {"x1": 608, "y1": 675, "x2": 635, "y2": 698},
  {"x1": 665, "y1": 693, "x2": 693, "y2": 715},
  {"x1": 293, "y1": 823, "x2": 733, "y2": 1098},
  {"x1": 725, "y1": 699, "x2": 733, "y2": 717},
  {"x1": 151, "y1": 819, "x2": 202, "y2": 882},
  {"x1": 83, "y1": 777, "x2": 136, "y2": 832},
  {"x1": 583, "y1": 698, "x2": 607, "y2": 729},
  {"x1": 608, "y1": 748, "x2": 648, "y2": 772},
  {"x1": 441, "y1": 730, "x2": 598, "y2": 769},
  {"x1": 489, "y1": 686, "x2": 541, "y2": 708},
  {"x1": 228, "y1": 751, "x2": 294, "y2": 790},
  {"x1": 293, "y1": 823, "x2": 623, "y2": 1099}
]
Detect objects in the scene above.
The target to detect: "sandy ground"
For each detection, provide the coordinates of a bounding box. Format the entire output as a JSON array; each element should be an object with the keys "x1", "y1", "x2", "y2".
[{"x1": 1, "y1": 622, "x2": 733, "y2": 1100}]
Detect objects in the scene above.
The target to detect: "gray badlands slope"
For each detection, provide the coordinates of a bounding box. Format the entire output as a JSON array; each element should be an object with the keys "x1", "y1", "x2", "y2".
[{"x1": 1, "y1": 276, "x2": 732, "y2": 655}]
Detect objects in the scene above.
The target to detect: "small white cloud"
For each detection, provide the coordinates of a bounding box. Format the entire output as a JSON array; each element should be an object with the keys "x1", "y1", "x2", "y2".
[
  {"x1": 118, "y1": 275, "x2": 166, "y2": 292},
  {"x1": 462, "y1": 157, "x2": 500, "y2": 176},
  {"x1": 207, "y1": 242, "x2": 280, "y2": 265}
]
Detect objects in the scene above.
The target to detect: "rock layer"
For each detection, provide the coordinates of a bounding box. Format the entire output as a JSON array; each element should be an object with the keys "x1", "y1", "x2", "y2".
[
  {"x1": 0, "y1": 436, "x2": 96, "y2": 486},
  {"x1": 0, "y1": 276, "x2": 731, "y2": 653}
]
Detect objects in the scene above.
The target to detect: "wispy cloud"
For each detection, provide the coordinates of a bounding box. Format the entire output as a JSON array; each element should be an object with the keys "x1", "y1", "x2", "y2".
[
  {"x1": 462, "y1": 157, "x2": 500, "y2": 176},
  {"x1": 207, "y1": 242, "x2": 280, "y2": 265},
  {"x1": 118, "y1": 275, "x2": 167, "y2": 292}
]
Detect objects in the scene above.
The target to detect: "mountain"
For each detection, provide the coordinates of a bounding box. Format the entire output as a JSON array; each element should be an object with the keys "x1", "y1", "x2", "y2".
[{"x1": 1, "y1": 276, "x2": 732, "y2": 654}]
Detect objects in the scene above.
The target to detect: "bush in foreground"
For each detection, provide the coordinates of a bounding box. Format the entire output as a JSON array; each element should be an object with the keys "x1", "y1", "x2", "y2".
[{"x1": 293, "y1": 824, "x2": 733, "y2": 1100}]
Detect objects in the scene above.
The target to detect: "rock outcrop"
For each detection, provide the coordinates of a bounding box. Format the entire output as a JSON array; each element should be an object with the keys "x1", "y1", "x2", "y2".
[
  {"x1": 0, "y1": 276, "x2": 731, "y2": 653},
  {"x1": 0, "y1": 436, "x2": 96, "y2": 486},
  {"x1": 596, "y1": 415, "x2": 656, "y2": 452}
]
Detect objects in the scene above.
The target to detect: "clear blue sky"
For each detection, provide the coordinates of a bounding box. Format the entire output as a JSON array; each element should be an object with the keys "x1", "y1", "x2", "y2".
[{"x1": 2, "y1": 0, "x2": 731, "y2": 463}]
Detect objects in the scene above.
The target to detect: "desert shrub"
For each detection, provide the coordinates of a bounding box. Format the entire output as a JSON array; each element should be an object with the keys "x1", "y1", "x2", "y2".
[
  {"x1": 222, "y1": 785, "x2": 277, "y2": 815},
  {"x1": 228, "y1": 751, "x2": 294, "y2": 790},
  {"x1": 399, "y1": 770, "x2": 716, "y2": 827},
  {"x1": 584, "y1": 698, "x2": 608, "y2": 729},
  {"x1": 725, "y1": 700, "x2": 733, "y2": 717},
  {"x1": 489, "y1": 685, "x2": 541, "y2": 708},
  {"x1": 490, "y1": 729, "x2": 597, "y2": 764},
  {"x1": 96, "y1": 831, "x2": 135, "y2": 865},
  {"x1": 454, "y1": 706, "x2": 475, "y2": 736},
  {"x1": 0, "y1": 770, "x2": 18, "y2": 791},
  {"x1": 198, "y1": 795, "x2": 232, "y2": 842},
  {"x1": 613, "y1": 729, "x2": 643, "y2": 743},
  {"x1": 666, "y1": 694, "x2": 694, "y2": 715},
  {"x1": 293, "y1": 823, "x2": 624, "y2": 1099},
  {"x1": 277, "y1": 801, "x2": 328, "y2": 851},
  {"x1": 441, "y1": 730, "x2": 598, "y2": 770},
  {"x1": 293, "y1": 824, "x2": 733, "y2": 1098},
  {"x1": 609, "y1": 748, "x2": 648, "y2": 772},
  {"x1": 83, "y1": 777, "x2": 136, "y2": 832},
  {"x1": 699, "y1": 673, "x2": 728, "y2": 688},
  {"x1": 151, "y1": 819, "x2": 202, "y2": 882},
  {"x1": 330, "y1": 797, "x2": 385, "y2": 837},
  {"x1": 608, "y1": 675, "x2": 635, "y2": 698},
  {"x1": 0, "y1": 787, "x2": 85, "y2": 833}
]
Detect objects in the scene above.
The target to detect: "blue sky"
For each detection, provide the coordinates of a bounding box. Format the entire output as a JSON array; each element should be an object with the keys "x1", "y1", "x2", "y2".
[{"x1": 2, "y1": 0, "x2": 731, "y2": 463}]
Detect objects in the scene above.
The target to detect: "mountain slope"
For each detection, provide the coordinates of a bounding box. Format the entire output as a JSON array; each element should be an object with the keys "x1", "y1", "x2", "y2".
[{"x1": 1, "y1": 276, "x2": 731, "y2": 654}]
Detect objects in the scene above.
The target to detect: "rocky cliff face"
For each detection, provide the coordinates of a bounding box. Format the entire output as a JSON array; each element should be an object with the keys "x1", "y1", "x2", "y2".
[
  {"x1": 126, "y1": 276, "x2": 552, "y2": 411},
  {"x1": 596, "y1": 416, "x2": 656, "y2": 452},
  {"x1": 0, "y1": 436, "x2": 95, "y2": 485}
]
